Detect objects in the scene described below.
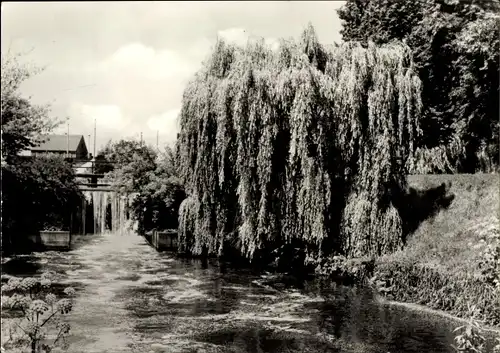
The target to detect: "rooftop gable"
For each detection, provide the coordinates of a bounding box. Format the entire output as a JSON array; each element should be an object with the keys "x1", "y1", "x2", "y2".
[{"x1": 32, "y1": 134, "x2": 85, "y2": 153}]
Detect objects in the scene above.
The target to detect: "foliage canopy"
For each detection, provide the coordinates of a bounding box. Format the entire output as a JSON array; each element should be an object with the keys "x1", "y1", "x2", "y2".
[
  {"x1": 1, "y1": 52, "x2": 59, "y2": 164},
  {"x1": 97, "y1": 139, "x2": 158, "y2": 193},
  {"x1": 130, "y1": 146, "x2": 185, "y2": 235},
  {"x1": 2, "y1": 155, "x2": 83, "y2": 250},
  {"x1": 337, "y1": 0, "x2": 499, "y2": 172},
  {"x1": 97, "y1": 140, "x2": 185, "y2": 234},
  {"x1": 176, "y1": 25, "x2": 422, "y2": 262}
]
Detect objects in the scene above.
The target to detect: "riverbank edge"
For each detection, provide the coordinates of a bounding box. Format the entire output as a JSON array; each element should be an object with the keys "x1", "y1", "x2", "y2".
[
  {"x1": 370, "y1": 256, "x2": 499, "y2": 329},
  {"x1": 369, "y1": 174, "x2": 500, "y2": 330},
  {"x1": 376, "y1": 297, "x2": 500, "y2": 335}
]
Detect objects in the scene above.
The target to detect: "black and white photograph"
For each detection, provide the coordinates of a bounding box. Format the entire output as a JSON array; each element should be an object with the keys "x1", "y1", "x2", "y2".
[{"x1": 1, "y1": 1, "x2": 499, "y2": 352}]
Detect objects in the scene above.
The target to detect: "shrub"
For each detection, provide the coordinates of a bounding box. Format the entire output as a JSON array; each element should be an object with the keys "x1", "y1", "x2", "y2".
[
  {"x1": 311, "y1": 254, "x2": 375, "y2": 284},
  {"x1": 451, "y1": 308, "x2": 486, "y2": 353},
  {"x1": 477, "y1": 232, "x2": 500, "y2": 290},
  {"x1": 2, "y1": 155, "x2": 82, "y2": 251},
  {"x1": 494, "y1": 336, "x2": 500, "y2": 353},
  {"x1": 373, "y1": 259, "x2": 500, "y2": 326}
]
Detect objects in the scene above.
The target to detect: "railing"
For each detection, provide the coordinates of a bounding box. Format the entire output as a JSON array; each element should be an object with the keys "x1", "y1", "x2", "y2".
[{"x1": 72, "y1": 159, "x2": 119, "y2": 190}]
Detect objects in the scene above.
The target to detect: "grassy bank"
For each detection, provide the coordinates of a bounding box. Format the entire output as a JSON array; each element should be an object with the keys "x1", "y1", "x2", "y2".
[{"x1": 373, "y1": 174, "x2": 500, "y2": 327}]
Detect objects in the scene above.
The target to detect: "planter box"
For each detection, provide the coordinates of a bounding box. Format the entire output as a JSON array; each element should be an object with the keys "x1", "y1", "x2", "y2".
[
  {"x1": 144, "y1": 231, "x2": 153, "y2": 244},
  {"x1": 152, "y1": 230, "x2": 177, "y2": 251},
  {"x1": 28, "y1": 231, "x2": 71, "y2": 250}
]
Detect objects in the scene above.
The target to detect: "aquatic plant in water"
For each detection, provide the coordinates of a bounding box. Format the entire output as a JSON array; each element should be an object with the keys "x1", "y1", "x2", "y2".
[
  {"x1": 1, "y1": 272, "x2": 76, "y2": 353},
  {"x1": 176, "y1": 23, "x2": 422, "y2": 263}
]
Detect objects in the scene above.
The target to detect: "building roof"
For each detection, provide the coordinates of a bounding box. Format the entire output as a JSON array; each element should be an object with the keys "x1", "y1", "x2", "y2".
[{"x1": 32, "y1": 134, "x2": 84, "y2": 152}]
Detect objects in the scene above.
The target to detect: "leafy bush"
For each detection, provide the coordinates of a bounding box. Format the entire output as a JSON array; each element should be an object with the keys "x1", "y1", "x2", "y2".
[
  {"x1": 130, "y1": 147, "x2": 185, "y2": 235},
  {"x1": 337, "y1": 0, "x2": 499, "y2": 173},
  {"x1": 41, "y1": 226, "x2": 64, "y2": 232},
  {"x1": 477, "y1": 229, "x2": 500, "y2": 290},
  {"x1": 373, "y1": 259, "x2": 500, "y2": 326},
  {"x1": 2, "y1": 155, "x2": 83, "y2": 251},
  {"x1": 1, "y1": 272, "x2": 76, "y2": 353},
  {"x1": 311, "y1": 254, "x2": 375, "y2": 284},
  {"x1": 2, "y1": 156, "x2": 83, "y2": 250},
  {"x1": 450, "y1": 305, "x2": 500, "y2": 353},
  {"x1": 451, "y1": 308, "x2": 486, "y2": 353}
]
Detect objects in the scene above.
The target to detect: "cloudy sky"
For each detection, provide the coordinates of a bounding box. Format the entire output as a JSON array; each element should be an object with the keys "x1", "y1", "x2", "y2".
[{"x1": 1, "y1": 1, "x2": 344, "y2": 153}]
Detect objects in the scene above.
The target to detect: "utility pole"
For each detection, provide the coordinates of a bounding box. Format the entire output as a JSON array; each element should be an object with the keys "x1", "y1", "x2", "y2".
[
  {"x1": 156, "y1": 130, "x2": 159, "y2": 150},
  {"x1": 66, "y1": 122, "x2": 70, "y2": 158},
  {"x1": 93, "y1": 119, "x2": 96, "y2": 157},
  {"x1": 140, "y1": 132, "x2": 143, "y2": 146}
]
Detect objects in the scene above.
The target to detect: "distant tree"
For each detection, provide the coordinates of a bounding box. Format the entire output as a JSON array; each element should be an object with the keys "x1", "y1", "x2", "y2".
[
  {"x1": 92, "y1": 143, "x2": 115, "y2": 174},
  {"x1": 94, "y1": 139, "x2": 157, "y2": 177},
  {"x1": 337, "y1": 0, "x2": 500, "y2": 172},
  {"x1": 1, "y1": 52, "x2": 59, "y2": 164},
  {"x1": 102, "y1": 139, "x2": 158, "y2": 193},
  {"x1": 131, "y1": 146, "x2": 185, "y2": 234},
  {"x1": 94, "y1": 139, "x2": 185, "y2": 235}
]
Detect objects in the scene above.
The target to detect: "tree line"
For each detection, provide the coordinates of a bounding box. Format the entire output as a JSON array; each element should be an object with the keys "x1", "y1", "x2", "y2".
[
  {"x1": 1, "y1": 54, "x2": 82, "y2": 252},
  {"x1": 338, "y1": 0, "x2": 499, "y2": 173},
  {"x1": 2, "y1": 0, "x2": 497, "y2": 262}
]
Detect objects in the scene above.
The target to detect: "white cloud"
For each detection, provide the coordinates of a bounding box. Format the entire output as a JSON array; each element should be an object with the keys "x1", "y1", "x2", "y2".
[
  {"x1": 98, "y1": 43, "x2": 199, "y2": 81},
  {"x1": 218, "y1": 28, "x2": 249, "y2": 47},
  {"x1": 61, "y1": 103, "x2": 134, "y2": 152},
  {"x1": 78, "y1": 104, "x2": 125, "y2": 129},
  {"x1": 217, "y1": 27, "x2": 280, "y2": 51},
  {"x1": 186, "y1": 37, "x2": 214, "y2": 61},
  {"x1": 147, "y1": 108, "x2": 180, "y2": 143},
  {"x1": 66, "y1": 103, "x2": 130, "y2": 137}
]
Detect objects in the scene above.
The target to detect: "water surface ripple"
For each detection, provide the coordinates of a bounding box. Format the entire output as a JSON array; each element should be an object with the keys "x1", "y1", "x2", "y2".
[{"x1": 1, "y1": 234, "x2": 473, "y2": 353}]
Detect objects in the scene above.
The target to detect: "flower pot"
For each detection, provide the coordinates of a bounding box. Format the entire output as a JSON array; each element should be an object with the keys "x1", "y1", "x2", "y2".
[{"x1": 28, "y1": 231, "x2": 71, "y2": 250}]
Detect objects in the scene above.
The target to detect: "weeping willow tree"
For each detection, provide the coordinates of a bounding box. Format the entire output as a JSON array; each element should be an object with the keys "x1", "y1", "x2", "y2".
[{"x1": 177, "y1": 24, "x2": 422, "y2": 262}]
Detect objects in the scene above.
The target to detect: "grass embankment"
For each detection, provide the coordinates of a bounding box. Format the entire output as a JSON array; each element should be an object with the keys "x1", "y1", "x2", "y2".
[{"x1": 374, "y1": 174, "x2": 500, "y2": 327}]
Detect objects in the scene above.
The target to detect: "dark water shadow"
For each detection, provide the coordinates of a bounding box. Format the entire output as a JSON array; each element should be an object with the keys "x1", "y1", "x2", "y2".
[
  {"x1": 1, "y1": 257, "x2": 41, "y2": 277},
  {"x1": 194, "y1": 324, "x2": 344, "y2": 353},
  {"x1": 308, "y1": 285, "x2": 455, "y2": 353},
  {"x1": 394, "y1": 182, "x2": 455, "y2": 243}
]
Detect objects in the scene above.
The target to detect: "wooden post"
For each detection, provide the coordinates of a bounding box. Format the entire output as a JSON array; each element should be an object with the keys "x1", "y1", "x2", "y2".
[
  {"x1": 66, "y1": 123, "x2": 70, "y2": 158},
  {"x1": 93, "y1": 119, "x2": 96, "y2": 157},
  {"x1": 82, "y1": 196, "x2": 86, "y2": 235},
  {"x1": 69, "y1": 212, "x2": 73, "y2": 246}
]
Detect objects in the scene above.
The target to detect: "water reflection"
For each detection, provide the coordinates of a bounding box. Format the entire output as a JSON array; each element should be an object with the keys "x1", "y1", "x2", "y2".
[{"x1": 0, "y1": 233, "x2": 495, "y2": 352}]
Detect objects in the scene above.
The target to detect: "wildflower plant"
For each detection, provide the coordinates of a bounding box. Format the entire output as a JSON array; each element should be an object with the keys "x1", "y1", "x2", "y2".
[
  {"x1": 1, "y1": 272, "x2": 75, "y2": 353},
  {"x1": 451, "y1": 305, "x2": 487, "y2": 353},
  {"x1": 493, "y1": 336, "x2": 500, "y2": 353}
]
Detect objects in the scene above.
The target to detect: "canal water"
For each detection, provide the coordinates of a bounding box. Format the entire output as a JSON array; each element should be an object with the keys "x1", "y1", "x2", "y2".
[{"x1": 0, "y1": 233, "x2": 492, "y2": 353}]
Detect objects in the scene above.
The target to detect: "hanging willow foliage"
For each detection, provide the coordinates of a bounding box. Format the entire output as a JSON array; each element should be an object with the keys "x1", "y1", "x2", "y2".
[{"x1": 176, "y1": 24, "x2": 422, "y2": 261}]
